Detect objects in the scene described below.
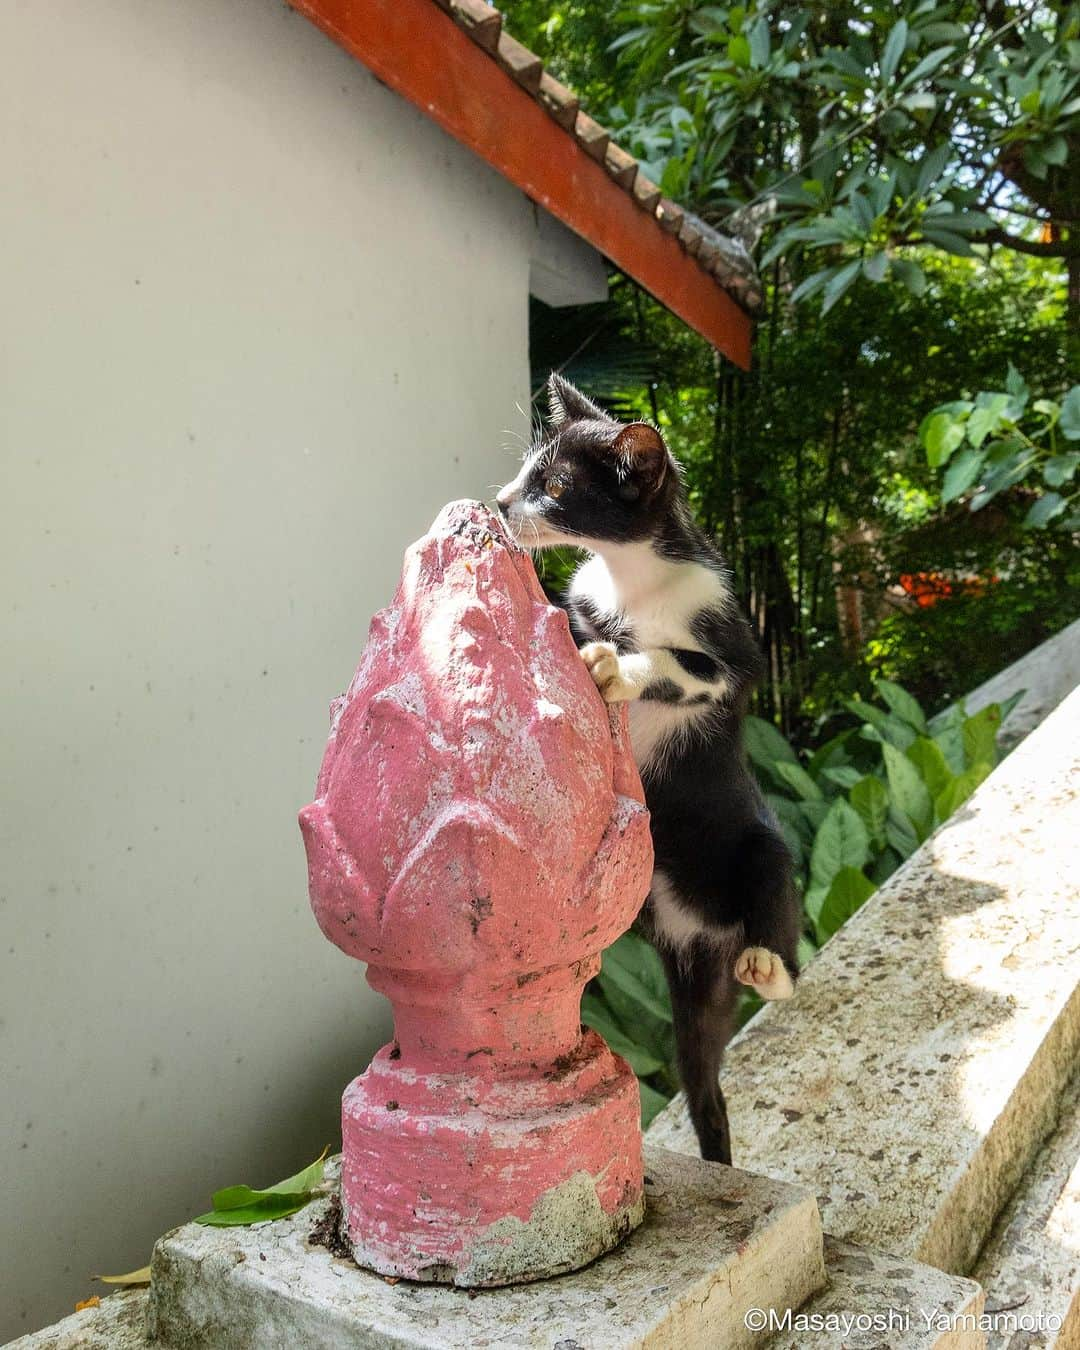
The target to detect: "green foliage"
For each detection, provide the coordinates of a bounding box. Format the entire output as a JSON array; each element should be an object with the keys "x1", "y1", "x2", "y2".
[
  {"x1": 865, "y1": 530, "x2": 1079, "y2": 711},
  {"x1": 605, "y1": 2, "x2": 1079, "y2": 316},
  {"x1": 749, "y1": 682, "x2": 1009, "y2": 923},
  {"x1": 921, "y1": 369, "x2": 1080, "y2": 529},
  {"x1": 512, "y1": 8, "x2": 1073, "y2": 1117},
  {"x1": 582, "y1": 930, "x2": 678, "y2": 1125},
  {"x1": 513, "y1": 2, "x2": 1074, "y2": 730},
  {"x1": 194, "y1": 1150, "x2": 329, "y2": 1227},
  {"x1": 585, "y1": 680, "x2": 1011, "y2": 1116}
]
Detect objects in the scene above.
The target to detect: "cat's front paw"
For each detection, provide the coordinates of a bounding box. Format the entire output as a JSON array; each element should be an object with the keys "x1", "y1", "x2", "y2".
[
  {"x1": 735, "y1": 947, "x2": 794, "y2": 1000},
  {"x1": 580, "y1": 642, "x2": 638, "y2": 703}
]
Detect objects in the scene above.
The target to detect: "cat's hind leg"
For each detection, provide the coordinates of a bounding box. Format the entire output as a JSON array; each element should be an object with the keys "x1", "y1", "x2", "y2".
[
  {"x1": 730, "y1": 820, "x2": 801, "y2": 1001},
  {"x1": 659, "y1": 944, "x2": 740, "y2": 1165}
]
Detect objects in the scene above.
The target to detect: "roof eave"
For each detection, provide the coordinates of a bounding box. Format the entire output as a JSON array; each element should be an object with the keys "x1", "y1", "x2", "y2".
[{"x1": 291, "y1": 0, "x2": 754, "y2": 370}]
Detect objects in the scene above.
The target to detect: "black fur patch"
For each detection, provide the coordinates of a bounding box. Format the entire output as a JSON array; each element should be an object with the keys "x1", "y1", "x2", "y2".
[
  {"x1": 565, "y1": 593, "x2": 634, "y2": 650},
  {"x1": 671, "y1": 647, "x2": 722, "y2": 682},
  {"x1": 641, "y1": 678, "x2": 684, "y2": 704}
]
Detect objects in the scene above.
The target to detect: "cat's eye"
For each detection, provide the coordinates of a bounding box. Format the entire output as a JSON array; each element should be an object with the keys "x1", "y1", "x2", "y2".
[{"x1": 545, "y1": 476, "x2": 566, "y2": 500}]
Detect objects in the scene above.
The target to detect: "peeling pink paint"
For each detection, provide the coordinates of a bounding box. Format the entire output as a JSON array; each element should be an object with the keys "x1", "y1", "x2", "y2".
[{"x1": 299, "y1": 501, "x2": 653, "y2": 1284}]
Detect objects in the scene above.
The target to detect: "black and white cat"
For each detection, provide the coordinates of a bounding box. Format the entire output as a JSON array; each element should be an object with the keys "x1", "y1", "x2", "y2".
[{"x1": 495, "y1": 373, "x2": 801, "y2": 1165}]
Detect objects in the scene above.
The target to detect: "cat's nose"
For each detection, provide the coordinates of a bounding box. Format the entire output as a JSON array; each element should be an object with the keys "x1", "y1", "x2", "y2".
[{"x1": 494, "y1": 487, "x2": 513, "y2": 516}]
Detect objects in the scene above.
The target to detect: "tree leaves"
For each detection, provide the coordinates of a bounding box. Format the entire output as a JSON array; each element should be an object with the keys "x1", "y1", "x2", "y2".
[
  {"x1": 96, "y1": 1266, "x2": 152, "y2": 1287},
  {"x1": 599, "y1": 934, "x2": 674, "y2": 1028},
  {"x1": 886, "y1": 805, "x2": 921, "y2": 859},
  {"x1": 807, "y1": 798, "x2": 870, "y2": 917},
  {"x1": 1043, "y1": 453, "x2": 1079, "y2": 487},
  {"x1": 728, "y1": 33, "x2": 751, "y2": 69},
  {"x1": 844, "y1": 697, "x2": 916, "y2": 748},
  {"x1": 941, "y1": 446, "x2": 986, "y2": 503},
  {"x1": 882, "y1": 742, "x2": 933, "y2": 839},
  {"x1": 576, "y1": 0, "x2": 1074, "y2": 322},
  {"x1": 581, "y1": 990, "x2": 666, "y2": 1077},
  {"x1": 966, "y1": 393, "x2": 1012, "y2": 448},
  {"x1": 773, "y1": 759, "x2": 825, "y2": 800},
  {"x1": 880, "y1": 19, "x2": 909, "y2": 86},
  {"x1": 962, "y1": 704, "x2": 1001, "y2": 770},
  {"x1": 928, "y1": 703, "x2": 966, "y2": 774},
  {"x1": 1024, "y1": 492, "x2": 1066, "y2": 527},
  {"x1": 922, "y1": 412, "x2": 966, "y2": 467},
  {"x1": 744, "y1": 714, "x2": 799, "y2": 771},
  {"x1": 924, "y1": 375, "x2": 1077, "y2": 530},
  {"x1": 822, "y1": 260, "x2": 864, "y2": 313},
  {"x1": 816, "y1": 867, "x2": 877, "y2": 943},
  {"x1": 875, "y1": 680, "x2": 927, "y2": 734},
  {"x1": 934, "y1": 762, "x2": 992, "y2": 817},
  {"x1": 851, "y1": 775, "x2": 889, "y2": 847},
  {"x1": 639, "y1": 1080, "x2": 673, "y2": 1128},
  {"x1": 905, "y1": 736, "x2": 953, "y2": 801},
  {"x1": 890, "y1": 257, "x2": 927, "y2": 296},
  {"x1": 1060, "y1": 387, "x2": 1080, "y2": 441},
  {"x1": 581, "y1": 932, "x2": 679, "y2": 1119}
]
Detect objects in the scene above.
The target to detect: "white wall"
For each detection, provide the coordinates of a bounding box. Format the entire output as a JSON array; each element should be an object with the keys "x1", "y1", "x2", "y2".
[{"x1": 0, "y1": 1, "x2": 602, "y2": 1336}]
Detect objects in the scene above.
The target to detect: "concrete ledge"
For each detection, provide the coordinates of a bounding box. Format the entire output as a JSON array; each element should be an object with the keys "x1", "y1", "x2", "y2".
[
  {"x1": 973, "y1": 1069, "x2": 1080, "y2": 1348},
  {"x1": 6, "y1": 1288, "x2": 148, "y2": 1350},
  {"x1": 649, "y1": 687, "x2": 1080, "y2": 1275},
  {"x1": 765, "y1": 1236, "x2": 985, "y2": 1350},
  {"x1": 143, "y1": 1148, "x2": 825, "y2": 1349},
  {"x1": 964, "y1": 616, "x2": 1080, "y2": 749},
  {"x1": 13, "y1": 1229, "x2": 984, "y2": 1350}
]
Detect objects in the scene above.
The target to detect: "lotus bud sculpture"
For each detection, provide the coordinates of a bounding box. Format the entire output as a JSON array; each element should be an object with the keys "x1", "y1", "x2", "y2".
[{"x1": 299, "y1": 500, "x2": 653, "y2": 1286}]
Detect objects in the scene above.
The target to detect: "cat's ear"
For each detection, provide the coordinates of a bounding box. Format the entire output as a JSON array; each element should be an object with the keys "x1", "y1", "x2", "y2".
[
  {"x1": 547, "y1": 372, "x2": 606, "y2": 425},
  {"x1": 613, "y1": 422, "x2": 669, "y2": 493}
]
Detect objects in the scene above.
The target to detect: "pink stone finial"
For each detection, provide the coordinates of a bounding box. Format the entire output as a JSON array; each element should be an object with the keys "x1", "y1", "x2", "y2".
[{"x1": 299, "y1": 500, "x2": 653, "y2": 1286}]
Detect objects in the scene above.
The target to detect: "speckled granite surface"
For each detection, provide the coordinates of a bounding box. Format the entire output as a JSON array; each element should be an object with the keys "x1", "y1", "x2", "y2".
[
  {"x1": 12, "y1": 1226, "x2": 989, "y2": 1350},
  {"x1": 973, "y1": 1069, "x2": 1080, "y2": 1348},
  {"x1": 766, "y1": 1236, "x2": 984, "y2": 1350},
  {"x1": 141, "y1": 1148, "x2": 823, "y2": 1349},
  {"x1": 6, "y1": 1289, "x2": 147, "y2": 1350}
]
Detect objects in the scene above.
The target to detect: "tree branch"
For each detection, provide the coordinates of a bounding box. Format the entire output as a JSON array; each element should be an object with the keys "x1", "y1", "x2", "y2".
[
  {"x1": 987, "y1": 200, "x2": 1076, "y2": 225},
  {"x1": 984, "y1": 226, "x2": 1078, "y2": 258}
]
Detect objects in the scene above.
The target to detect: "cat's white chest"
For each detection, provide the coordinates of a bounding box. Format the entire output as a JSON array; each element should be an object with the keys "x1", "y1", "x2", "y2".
[
  {"x1": 571, "y1": 547, "x2": 729, "y2": 773},
  {"x1": 572, "y1": 548, "x2": 725, "y2": 648},
  {"x1": 628, "y1": 700, "x2": 691, "y2": 773}
]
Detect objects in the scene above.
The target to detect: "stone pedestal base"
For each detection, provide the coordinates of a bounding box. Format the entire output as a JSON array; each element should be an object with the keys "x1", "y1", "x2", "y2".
[
  {"x1": 17, "y1": 1151, "x2": 988, "y2": 1350},
  {"x1": 146, "y1": 1146, "x2": 825, "y2": 1349},
  {"x1": 340, "y1": 1029, "x2": 644, "y2": 1287}
]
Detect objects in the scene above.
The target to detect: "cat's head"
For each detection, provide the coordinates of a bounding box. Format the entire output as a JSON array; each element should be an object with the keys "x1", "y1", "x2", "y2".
[{"x1": 495, "y1": 373, "x2": 676, "y2": 550}]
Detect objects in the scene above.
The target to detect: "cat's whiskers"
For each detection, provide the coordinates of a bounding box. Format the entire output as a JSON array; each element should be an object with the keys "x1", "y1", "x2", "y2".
[{"x1": 501, "y1": 426, "x2": 531, "y2": 454}]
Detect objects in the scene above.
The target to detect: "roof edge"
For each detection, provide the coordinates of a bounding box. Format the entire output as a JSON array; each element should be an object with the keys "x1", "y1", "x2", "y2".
[{"x1": 290, "y1": 0, "x2": 758, "y2": 368}]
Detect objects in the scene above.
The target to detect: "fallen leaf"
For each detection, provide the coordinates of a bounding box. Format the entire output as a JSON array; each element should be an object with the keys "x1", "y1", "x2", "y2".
[
  {"x1": 195, "y1": 1148, "x2": 332, "y2": 1228},
  {"x1": 75, "y1": 1296, "x2": 101, "y2": 1312},
  {"x1": 96, "y1": 1266, "x2": 152, "y2": 1286},
  {"x1": 194, "y1": 1195, "x2": 312, "y2": 1226}
]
